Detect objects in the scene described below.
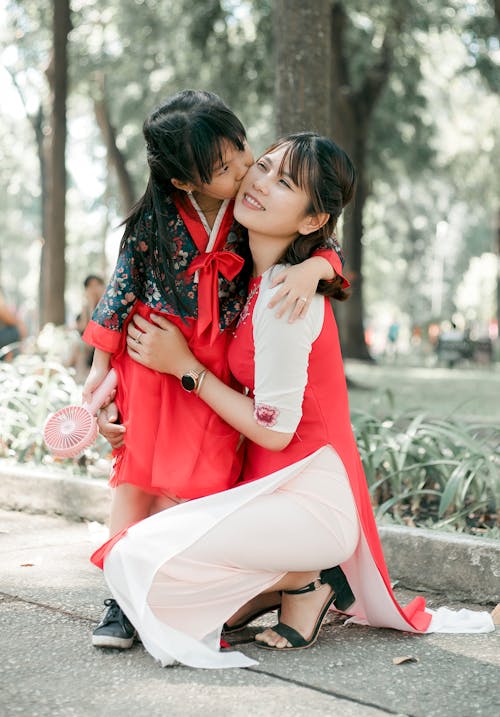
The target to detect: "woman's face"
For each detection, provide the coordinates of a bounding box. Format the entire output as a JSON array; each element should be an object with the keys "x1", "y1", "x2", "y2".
[{"x1": 234, "y1": 144, "x2": 312, "y2": 239}]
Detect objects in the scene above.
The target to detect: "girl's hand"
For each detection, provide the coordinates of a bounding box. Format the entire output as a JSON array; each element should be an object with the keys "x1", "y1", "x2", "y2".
[
  {"x1": 82, "y1": 350, "x2": 111, "y2": 404},
  {"x1": 126, "y1": 314, "x2": 198, "y2": 377},
  {"x1": 268, "y1": 257, "x2": 335, "y2": 322}
]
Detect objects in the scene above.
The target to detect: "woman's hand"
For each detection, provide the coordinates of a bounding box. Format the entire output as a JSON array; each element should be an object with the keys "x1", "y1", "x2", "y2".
[
  {"x1": 268, "y1": 257, "x2": 335, "y2": 322},
  {"x1": 126, "y1": 314, "x2": 199, "y2": 377},
  {"x1": 97, "y1": 399, "x2": 126, "y2": 450}
]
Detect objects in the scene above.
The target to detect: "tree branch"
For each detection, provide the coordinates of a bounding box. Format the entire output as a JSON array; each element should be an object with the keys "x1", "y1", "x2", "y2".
[
  {"x1": 93, "y1": 74, "x2": 136, "y2": 213},
  {"x1": 355, "y1": 10, "x2": 405, "y2": 118}
]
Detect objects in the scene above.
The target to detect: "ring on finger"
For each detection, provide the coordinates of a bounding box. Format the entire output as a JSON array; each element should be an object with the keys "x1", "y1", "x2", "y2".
[
  {"x1": 298, "y1": 296, "x2": 308, "y2": 304},
  {"x1": 135, "y1": 333, "x2": 142, "y2": 344}
]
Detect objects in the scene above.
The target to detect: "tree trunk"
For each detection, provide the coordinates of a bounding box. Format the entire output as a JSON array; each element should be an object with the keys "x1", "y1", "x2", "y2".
[
  {"x1": 330, "y1": 1, "x2": 396, "y2": 360},
  {"x1": 94, "y1": 76, "x2": 136, "y2": 214},
  {"x1": 340, "y1": 138, "x2": 373, "y2": 360},
  {"x1": 34, "y1": 107, "x2": 50, "y2": 331},
  {"x1": 4, "y1": 71, "x2": 48, "y2": 331},
  {"x1": 496, "y1": 208, "x2": 500, "y2": 337},
  {"x1": 40, "y1": 0, "x2": 71, "y2": 327},
  {"x1": 274, "y1": 0, "x2": 332, "y2": 136}
]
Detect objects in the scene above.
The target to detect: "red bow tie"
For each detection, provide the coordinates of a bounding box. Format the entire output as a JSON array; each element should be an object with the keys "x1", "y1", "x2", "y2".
[{"x1": 187, "y1": 251, "x2": 245, "y2": 344}]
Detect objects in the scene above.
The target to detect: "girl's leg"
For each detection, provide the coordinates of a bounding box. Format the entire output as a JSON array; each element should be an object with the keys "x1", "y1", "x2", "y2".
[
  {"x1": 94, "y1": 484, "x2": 161, "y2": 649},
  {"x1": 150, "y1": 494, "x2": 187, "y2": 514},
  {"x1": 109, "y1": 483, "x2": 156, "y2": 534}
]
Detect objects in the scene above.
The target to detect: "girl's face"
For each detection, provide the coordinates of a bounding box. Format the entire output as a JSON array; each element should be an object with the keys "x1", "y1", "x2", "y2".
[
  {"x1": 234, "y1": 144, "x2": 314, "y2": 240},
  {"x1": 197, "y1": 140, "x2": 254, "y2": 200}
]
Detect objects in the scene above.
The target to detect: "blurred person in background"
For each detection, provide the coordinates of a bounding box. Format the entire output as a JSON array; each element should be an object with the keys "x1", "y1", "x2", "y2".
[{"x1": 81, "y1": 275, "x2": 105, "y2": 330}]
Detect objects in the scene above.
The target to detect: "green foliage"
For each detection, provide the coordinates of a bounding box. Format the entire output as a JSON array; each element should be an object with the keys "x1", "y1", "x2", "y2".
[
  {"x1": 1, "y1": 342, "x2": 499, "y2": 536},
  {"x1": 352, "y1": 392, "x2": 500, "y2": 534},
  {"x1": 1, "y1": 0, "x2": 499, "y2": 341},
  {"x1": 0, "y1": 328, "x2": 111, "y2": 474}
]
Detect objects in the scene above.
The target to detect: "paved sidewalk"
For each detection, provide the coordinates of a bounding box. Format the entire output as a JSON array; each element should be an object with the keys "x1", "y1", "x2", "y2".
[{"x1": 0, "y1": 509, "x2": 498, "y2": 717}]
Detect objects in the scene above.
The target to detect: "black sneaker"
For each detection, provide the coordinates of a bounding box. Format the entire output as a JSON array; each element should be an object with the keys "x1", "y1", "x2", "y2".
[{"x1": 92, "y1": 598, "x2": 136, "y2": 649}]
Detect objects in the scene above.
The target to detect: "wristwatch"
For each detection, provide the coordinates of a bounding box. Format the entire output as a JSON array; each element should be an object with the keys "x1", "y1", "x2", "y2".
[{"x1": 181, "y1": 368, "x2": 207, "y2": 393}]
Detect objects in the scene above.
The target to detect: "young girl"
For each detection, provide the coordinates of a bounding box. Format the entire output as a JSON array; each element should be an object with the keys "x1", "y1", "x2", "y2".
[
  {"x1": 84, "y1": 91, "x2": 343, "y2": 647},
  {"x1": 91, "y1": 132, "x2": 493, "y2": 668}
]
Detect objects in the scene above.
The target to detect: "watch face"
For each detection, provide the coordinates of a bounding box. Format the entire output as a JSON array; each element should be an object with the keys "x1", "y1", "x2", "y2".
[{"x1": 181, "y1": 373, "x2": 196, "y2": 391}]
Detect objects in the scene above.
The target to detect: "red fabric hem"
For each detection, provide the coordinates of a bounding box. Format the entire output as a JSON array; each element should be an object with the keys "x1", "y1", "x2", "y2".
[
  {"x1": 313, "y1": 249, "x2": 350, "y2": 288},
  {"x1": 90, "y1": 524, "x2": 136, "y2": 570},
  {"x1": 83, "y1": 320, "x2": 121, "y2": 354}
]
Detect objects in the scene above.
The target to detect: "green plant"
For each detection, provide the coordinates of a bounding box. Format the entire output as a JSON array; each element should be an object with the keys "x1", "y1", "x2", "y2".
[
  {"x1": 0, "y1": 328, "x2": 111, "y2": 473},
  {"x1": 351, "y1": 391, "x2": 499, "y2": 534}
]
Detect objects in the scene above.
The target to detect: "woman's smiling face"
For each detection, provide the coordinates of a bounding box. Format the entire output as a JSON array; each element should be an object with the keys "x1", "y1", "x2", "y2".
[{"x1": 234, "y1": 144, "x2": 313, "y2": 240}]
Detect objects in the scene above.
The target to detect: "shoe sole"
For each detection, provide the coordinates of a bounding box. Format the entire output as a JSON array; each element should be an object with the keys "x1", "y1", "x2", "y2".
[{"x1": 92, "y1": 635, "x2": 135, "y2": 649}]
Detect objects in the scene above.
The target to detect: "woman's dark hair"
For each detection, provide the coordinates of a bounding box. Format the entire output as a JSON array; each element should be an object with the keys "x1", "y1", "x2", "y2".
[
  {"x1": 121, "y1": 90, "x2": 247, "y2": 313},
  {"x1": 270, "y1": 132, "x2": 356, "y2": 301}
]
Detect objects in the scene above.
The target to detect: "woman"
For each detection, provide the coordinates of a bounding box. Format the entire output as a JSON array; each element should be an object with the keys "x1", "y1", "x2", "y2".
[
  {"x1": 83, "y1": 91, "x2": 340, "y2": 648},
  {"x1": 91, "y1": 133, "x2": 493, "y2": 668}
]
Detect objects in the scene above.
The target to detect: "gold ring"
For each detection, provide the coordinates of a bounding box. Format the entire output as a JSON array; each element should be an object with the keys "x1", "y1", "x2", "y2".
[
  {"x1": 298, "y1": 297, "x2": 308, "y2": 303},
  {"x1": 135, "y1": 334, "x2": 141, "y2": 344}
]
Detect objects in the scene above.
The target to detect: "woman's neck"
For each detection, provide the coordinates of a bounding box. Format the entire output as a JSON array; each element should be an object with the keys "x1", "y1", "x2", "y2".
[{"x1": 249, "y1": 230, "x2": 294, "y2": 277}]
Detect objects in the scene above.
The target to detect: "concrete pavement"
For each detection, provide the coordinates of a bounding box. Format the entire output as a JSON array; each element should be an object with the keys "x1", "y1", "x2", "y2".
[{"x1": 0, "y1": 508, "x2": 498, "y2": 717}]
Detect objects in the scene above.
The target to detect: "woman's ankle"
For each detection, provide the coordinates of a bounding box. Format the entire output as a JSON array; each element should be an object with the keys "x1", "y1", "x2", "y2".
[{"x1": 271, "y1": 571, "x2": 319, "y2": 593}]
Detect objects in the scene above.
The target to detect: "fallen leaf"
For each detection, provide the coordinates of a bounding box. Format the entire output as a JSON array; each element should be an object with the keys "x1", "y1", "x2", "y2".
[
  {"x1": 392, "y1": 656, "x2": 419, "y2": 665},
  {"x1": 20, "y1": 563, "x2": 35, "y2": 567},
  {"x1": 491, "y1": 604, "x2": 500, "y2": 625}
]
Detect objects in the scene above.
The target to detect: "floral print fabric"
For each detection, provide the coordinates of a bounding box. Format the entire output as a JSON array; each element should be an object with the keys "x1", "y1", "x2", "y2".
[{"x1": 92, "y1": 195, "x2": 248, "y2": 334}]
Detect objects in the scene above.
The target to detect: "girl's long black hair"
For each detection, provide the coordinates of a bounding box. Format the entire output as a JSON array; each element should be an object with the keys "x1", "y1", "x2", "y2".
[{"x1": 121, "y1": 90, "x2": 247, "y2": 314}]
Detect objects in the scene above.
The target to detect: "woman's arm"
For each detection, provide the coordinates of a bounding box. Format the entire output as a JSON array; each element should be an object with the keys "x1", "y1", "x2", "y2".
[{"x1": 126, "y1": 313, "x2": 292, "y2": 451}]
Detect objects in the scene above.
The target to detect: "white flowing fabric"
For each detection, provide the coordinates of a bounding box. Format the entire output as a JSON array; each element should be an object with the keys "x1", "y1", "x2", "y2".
[
  {"x1": 103, "y1": 445, "x2": 494, "y2": 670},
  {"x1": 104, "y1": 447, "x2": 359, "y2": 668},
  {"x1": 100, "y1": 268, "x2": 494, "y2": 670}
]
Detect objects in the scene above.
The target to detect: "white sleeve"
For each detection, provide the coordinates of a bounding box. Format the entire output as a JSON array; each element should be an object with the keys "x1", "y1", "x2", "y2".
[{"x1": 252, "y1": 269, "x2": 324, "y2": 433}]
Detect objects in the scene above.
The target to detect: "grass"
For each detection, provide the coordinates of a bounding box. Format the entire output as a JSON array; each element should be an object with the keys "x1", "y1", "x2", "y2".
[{"x1": 346, "y1": 360, "x2": 500, "y2": 423}]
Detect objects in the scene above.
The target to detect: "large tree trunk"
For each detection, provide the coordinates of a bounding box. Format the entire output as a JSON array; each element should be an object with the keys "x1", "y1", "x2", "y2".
[
  {"x1": 5, "y1": 71, "x2": 48, "y2": 332},
  {"x1": 34, "y1": 106, "x2": 50, "y2": 332},
  {"x1": 330, "y1": 1, "x2": 396, "y2": 360},
  {"x1": 40, "y1": 0, "x2": 71, "y2": 327},
  {"x1": 94, "y1": 75, "x2": 136, "y2": 215},
  {"x1": 274, "y1": 0, "x2": 331, "y2": 136},
  {"x1": 496, "y1": 208, "x2": 500, "y2": 335}
]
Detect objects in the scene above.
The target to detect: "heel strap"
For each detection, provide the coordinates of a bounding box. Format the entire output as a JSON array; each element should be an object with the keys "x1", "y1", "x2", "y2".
[{"x1": 283, "y1": 575, "x2": 329, "y2": 596}]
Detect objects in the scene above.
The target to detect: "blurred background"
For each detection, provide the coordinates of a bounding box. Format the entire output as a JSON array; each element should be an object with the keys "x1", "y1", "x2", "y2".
[
  {"x1": 1, "y1": 0, "x2": 499, "y2": 355},
  {"x1": 0, "y1": 1, "x2": 498, "y2": 534}
]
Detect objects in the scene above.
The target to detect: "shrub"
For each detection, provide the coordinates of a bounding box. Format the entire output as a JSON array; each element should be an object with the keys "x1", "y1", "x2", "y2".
[
  {"x1": 351, "y1": 392, "x2": 499, "y2": 534},
  {"x1": 0, "y1": 328, "x2": 110, "y2": 474}
]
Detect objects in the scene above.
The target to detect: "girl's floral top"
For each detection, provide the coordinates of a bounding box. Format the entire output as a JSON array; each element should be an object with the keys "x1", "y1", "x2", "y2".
[{"x1": 90, "y1": 195, "x2": 248, "y2": 341}]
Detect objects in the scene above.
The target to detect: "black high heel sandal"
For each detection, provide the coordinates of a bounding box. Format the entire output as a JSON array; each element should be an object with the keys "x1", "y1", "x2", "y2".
[
  {"x1": 255, "y1": 566, "x2": 355, "y2": 651},
  {"x1": 222, "y1": 602, "x2": 281, "y2": 635}
]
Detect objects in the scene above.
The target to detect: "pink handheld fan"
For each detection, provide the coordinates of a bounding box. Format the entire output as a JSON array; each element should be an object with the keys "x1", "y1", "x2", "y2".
[{"x1": 43, "y1": 369, "x2": 118, "y2": 458}]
